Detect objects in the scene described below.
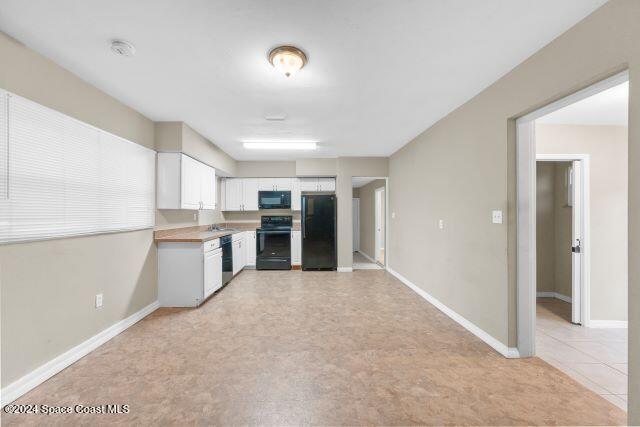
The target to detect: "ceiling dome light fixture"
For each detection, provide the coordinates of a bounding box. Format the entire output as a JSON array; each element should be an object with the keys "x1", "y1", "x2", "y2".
[{"x1": 268, "y1": 45, "x2": 307, "y2": 77}]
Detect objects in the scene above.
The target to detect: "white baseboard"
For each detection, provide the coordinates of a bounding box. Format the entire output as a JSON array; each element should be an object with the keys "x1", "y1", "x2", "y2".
[
  {"x1": 0, "y1": 300, "x2": 159, "y2": 405},
  {"x1": 536, "y1": 291, "x2": 572, "y2": 303},
  {"x1": 386, "y1": 267, "x2": 519, "y2": 359},
  {"x1": 588, "y1": 320, "x2": 628, "y2": 328},
  {"x1": 337, "y1": 267, "x2": 353, "y2": 273}
]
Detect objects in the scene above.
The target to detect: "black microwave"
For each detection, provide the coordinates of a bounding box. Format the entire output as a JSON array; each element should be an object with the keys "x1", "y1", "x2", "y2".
[{"x1": 258, "y1": 191, "x2": 291, "y2": 209}]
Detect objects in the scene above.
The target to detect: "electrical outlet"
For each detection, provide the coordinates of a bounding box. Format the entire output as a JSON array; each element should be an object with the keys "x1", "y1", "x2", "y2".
[
  {"x1": 95, "y1": 293, "x2": 103, "y2": 308},
  {"x1": 438, "y1": 219, "x2": 444, "y2": 230},
  {"x1": 391, "y1": 212, "x2": 396, "y2": 219},
  {"x1": 492, "y1": 210, "x2": 503, "y2": 224},
  {"x1": 193, "y1": 212, "x2": 198, "y2": 221}
]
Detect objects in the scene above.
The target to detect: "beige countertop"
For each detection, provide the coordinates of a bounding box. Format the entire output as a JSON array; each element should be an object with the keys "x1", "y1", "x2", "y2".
[{"x1": 154, "y1": 222, "x2": 300, "y2": 243}]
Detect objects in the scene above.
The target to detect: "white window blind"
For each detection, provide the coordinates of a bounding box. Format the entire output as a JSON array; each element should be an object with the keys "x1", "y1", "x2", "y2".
[{"x1": 0, "y1": 90, "x2": 155, "y2": 243}]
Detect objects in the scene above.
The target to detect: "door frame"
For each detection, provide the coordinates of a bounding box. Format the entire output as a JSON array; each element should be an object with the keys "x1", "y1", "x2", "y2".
[
  {"x1": 375, "y1": 186, "x2": 386, "y2": 264},
  {"x1": 352, "y1": 197, "x2": 360, "y2": 252},
  {"x1": 515, "y1": 70, "x2": 627, "y2": 357},
  {"x1": 536, "y1": 154, "x2": 591, "y2": 326}
]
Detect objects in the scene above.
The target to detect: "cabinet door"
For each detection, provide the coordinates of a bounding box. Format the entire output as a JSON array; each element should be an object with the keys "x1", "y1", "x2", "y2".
[
  {"x1": 298, "y1": 177, "x2": 318, "y2": 192},
  {"x1": 181, "y1": 155, "x2": 201, "y2": 209},
  {"x1": 224, "y1": 178, "x2": 243, "y2": 211},
  {"x1": 245, "y1": 231, "x2": 256, "y2": 266},
  {"x1": 291, "y1": 230, "x2": 301, "y2": 265},
  {"x1": 291, "y1": 178, "x2": 301, "y2": 211},
  {"x1": 242, "y1": 178, "x2": 260, "y2": 211},
  {"x1": 258, "y1": 178, "x2": 276, "y2": 191},
  {"x1": 318, "y1": 177, "x2": 335, "y2": 192},
  {"x1": 200, "y1": 164, "x2": 216, "y2": 210},
  {"x1": 232, "y1": 240, "x2": 242, "y2": 275},
  {"x1": 204, "y1": 250, "x2": 218, "y2": 298},
  {"x1": 273, "y1": 178, "x2": 293, "y2": 191}
]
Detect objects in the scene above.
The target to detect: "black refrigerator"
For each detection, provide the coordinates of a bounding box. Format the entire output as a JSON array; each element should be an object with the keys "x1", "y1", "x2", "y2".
[{"x1": 301, "y1": 194, "x2": 337, "y2": 270}]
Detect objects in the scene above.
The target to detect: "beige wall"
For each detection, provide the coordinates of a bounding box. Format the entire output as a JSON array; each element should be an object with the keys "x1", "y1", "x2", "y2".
[
  {"x1": 236, "y1": 161, "x2": 296, "y2": 177},
  {"x1": 336, "y1": 158, "x2": 388, "y2": 268},
  {"x1": 537, "y1": 124, "x2": 628, "y2": 321},
  {"x1": 536, "y1": 162, "x2": 573, "y2": 298},
  {"x1": 554, "y1": 163, "x2": 574, "y2": 299},
  {"x1": 0, "y1": 32, "x2": 157, "y2": 387},
  {"x1": 387, "y1": 1, "x2": 638, "y2": 418},
  {"x1": 357, "y1": 179, "x2": 386, "y2": 260},
  {"x1": 536, "y1": 162, "x2": 556, "y2": 293}
]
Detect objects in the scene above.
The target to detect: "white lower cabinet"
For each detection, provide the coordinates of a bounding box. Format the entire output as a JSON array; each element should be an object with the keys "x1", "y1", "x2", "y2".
[
  {"x1": 204, "y1": 248, "x2": 222, "y2": 299},
  {"x1": 291, "y1": 230, "x2": 301, "y2": 265},
  {"x1": 158, "y1": 239, "x2": 222, "y2": 307},
  {"x1": 244, "y1": 230, "x2": 256, "y2": 266},
  {"x1": 232, "y1": 234, "x2": 245, "y2": 275}
]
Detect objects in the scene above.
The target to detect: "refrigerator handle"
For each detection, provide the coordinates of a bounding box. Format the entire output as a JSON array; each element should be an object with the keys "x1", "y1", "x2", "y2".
[{"x1": 302, "y1": 197, "x2": 306, "y2": 239}]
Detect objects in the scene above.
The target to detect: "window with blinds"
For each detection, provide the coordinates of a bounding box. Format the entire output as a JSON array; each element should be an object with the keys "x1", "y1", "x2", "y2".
[{"x1": 0, "y1": 90, "x2": 155, "y2": 244}]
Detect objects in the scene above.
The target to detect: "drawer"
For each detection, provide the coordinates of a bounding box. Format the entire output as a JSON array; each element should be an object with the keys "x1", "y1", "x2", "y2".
[
  {"x1": 203, "y1": 239, "x2": 220, "y2": 252},
  {"x1": 231, "y1": 233, "x2": 243, "y2": 243}
]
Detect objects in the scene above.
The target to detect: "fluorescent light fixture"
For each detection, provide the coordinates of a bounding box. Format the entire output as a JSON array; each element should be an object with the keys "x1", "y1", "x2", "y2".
[{"x1": 243, "y1": 141, "x2": 317, "y2": 150}]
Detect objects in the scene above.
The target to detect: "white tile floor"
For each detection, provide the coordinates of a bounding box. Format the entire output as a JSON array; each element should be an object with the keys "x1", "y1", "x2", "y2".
[
  {"x1": 353, "y1": 251, "x2": 383, "y2": 270},
  {"x1": 536, "y1": 298, "x2": 628, "y2": 411}
]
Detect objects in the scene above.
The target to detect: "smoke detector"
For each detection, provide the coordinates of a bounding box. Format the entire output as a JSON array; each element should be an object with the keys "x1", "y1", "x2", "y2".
[{"x1": 110, "y1": 40, "x2": 136, "y2": 57}]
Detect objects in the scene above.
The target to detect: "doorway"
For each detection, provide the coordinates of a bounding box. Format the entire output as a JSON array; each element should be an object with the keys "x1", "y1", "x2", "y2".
[
  {"x1": 518, "y1": 71, "x2": 629, "y2": 411},
  {"x1": 352, "y1": 177, "x2": 387, "y2": 270},
  {"x1": 536, "y1": 155, "x2": 589, "y2": 326}
]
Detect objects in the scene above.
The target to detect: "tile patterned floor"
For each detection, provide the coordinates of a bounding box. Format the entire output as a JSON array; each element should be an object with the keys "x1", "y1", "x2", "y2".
[
  {"x1": 536, "y1": 298, "x2": 628, "y2": 411},
  {"x1": 2, "y1": 271, "x2": 626, "y2": 425}
]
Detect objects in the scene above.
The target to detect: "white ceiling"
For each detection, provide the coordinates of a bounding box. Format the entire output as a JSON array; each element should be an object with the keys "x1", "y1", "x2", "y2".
[
  {"x1": 0, "y1": 0, "x2": 607, "y2": 160},
  {"x1": 537, "y1": 81, "x2": 628, "y2": 125},
  {"x1": 352, "y1": 177, "x2": 378, "y2": 188}
]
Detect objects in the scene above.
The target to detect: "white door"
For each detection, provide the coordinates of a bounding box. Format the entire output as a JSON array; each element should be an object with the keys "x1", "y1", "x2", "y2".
[
  {"x1": 291, "y1": 230, "x2": 301, "y2": 265},
  {"x1": 570, "y1": 162, "x2": 583, "y2": 324},
  {"x1": 318, "y1": 177, "x2": 335, "y2": 192},
  {"x1": 352, "y1": 198, "x2": 360, "y2": 252},
  {"x1": 242, "y1": 178, "x2": 260, "y2": 211},
  {"x1": 245, "y1": 231, "x2": 256, "y2": 266},
  {"x1": 375, "y1": 187, "x2": 385, "y2": 264},
  {"x1": 200, "y1": 164, "x2": 216, "y2": 210},
  {"x1": 181, "y1": 155, "x2": 201, "y2": 209},
  {"x1": 298, "y1": 178, "x2": 318, "y2": 192},
  {"x1": 224, "y1": 178, "x2": 243, "y2": 211},
  {"x1": 291, "y1": 178, "x2": 301, "y2": 211}
]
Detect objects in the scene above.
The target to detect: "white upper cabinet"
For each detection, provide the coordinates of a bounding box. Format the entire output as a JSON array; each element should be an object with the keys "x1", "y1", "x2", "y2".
[
  {"x1": 242, "y1": 178, "x2": 260, "y2": 211},
  {"x1": 298, "y1": 177, "x2": 320, "y2": 192},
  {"x1": 298, "y1": 177, "x2": 335, "y2": 192},
  {"x1": 223, "y1": 178, "x2": 243, "y2": 211},
  {"x1": 158, "y1": 153, "x2": 216, "y2": 210},
  {"x1": 258, "y1": 177, "x2": 293, "y2": 191},
  {"x1": 223, "y1": 176, "x2": 334, "y2": 211},
  {"x1": 223, "y1": 178, "x2": 259, "y2": 211},
  {"x1": 317, "y1": 177, "x2": 335, "y2": 192}
]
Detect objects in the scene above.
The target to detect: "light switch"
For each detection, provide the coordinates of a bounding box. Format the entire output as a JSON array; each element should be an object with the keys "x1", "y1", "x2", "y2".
[
  {"x1": 95, "y1": 293, "x2": 103, "y2": 308},
  {"x1": 438, "y1": 219, "x2": 444, "y2": 230},
  {"x1": 492, "y1": 210, "x2": 503, "y2": 224},
  {"x1": 391, "y1": 212, "x2": 396, "y2": 219}
]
